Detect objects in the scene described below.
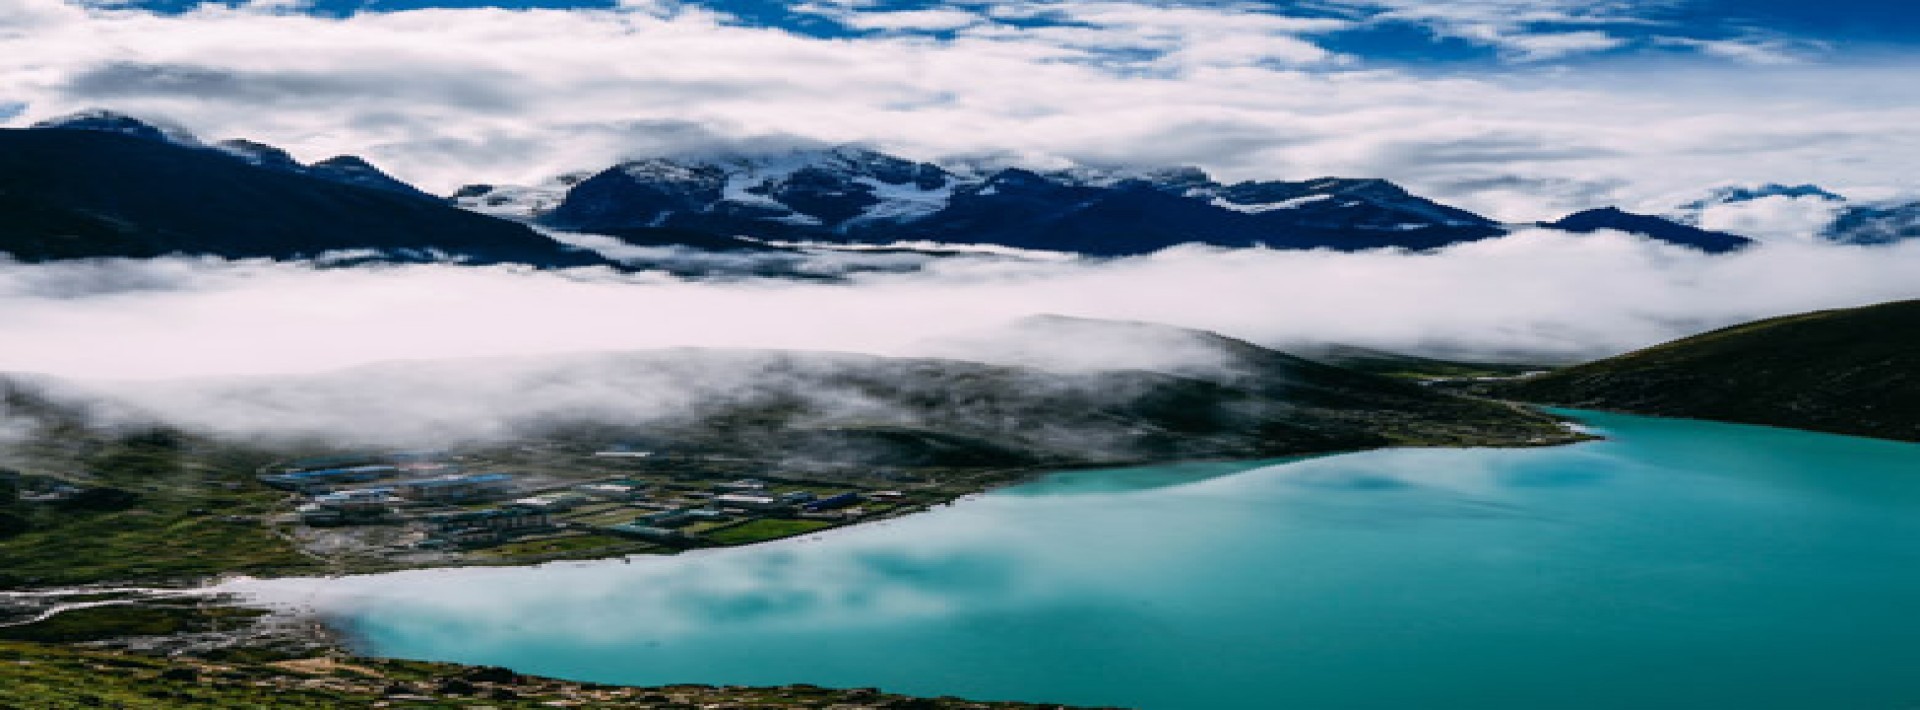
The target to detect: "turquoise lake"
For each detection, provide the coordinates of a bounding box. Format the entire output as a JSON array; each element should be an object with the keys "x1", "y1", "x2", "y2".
[{"x1": 235, "y1": 411, "x2": 1920, "y2": 709}]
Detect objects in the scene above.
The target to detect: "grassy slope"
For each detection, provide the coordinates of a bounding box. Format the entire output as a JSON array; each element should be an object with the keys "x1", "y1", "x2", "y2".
[
  {"x1": 1486, "y1": 299, "x2": 1920, "y2": 442},
  {"x1": 0, "y1": 640, "x2": 1101, "y2": 709},
  {"x1": 1295, "y1": 343, "x2": 1548, "y2": 380},
  {"x1": 0, "y1": 396, "x2": 318, "y2": 588}
]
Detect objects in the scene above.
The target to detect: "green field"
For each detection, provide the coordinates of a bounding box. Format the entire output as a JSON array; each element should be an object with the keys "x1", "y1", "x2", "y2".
[
  {"x1": 705, "y1": 518, "x2": 837, "y2": 545},
  {"x1": 0, "y1": 431, "x2": 317, "y2": 588}
]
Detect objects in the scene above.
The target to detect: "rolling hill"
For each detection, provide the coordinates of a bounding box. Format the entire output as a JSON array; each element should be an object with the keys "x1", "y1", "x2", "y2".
[{"x1": 1484, "y1": 300, "x2": 1920, "y2": 441}]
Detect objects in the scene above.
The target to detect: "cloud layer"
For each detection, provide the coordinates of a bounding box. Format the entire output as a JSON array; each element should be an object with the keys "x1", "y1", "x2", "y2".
[
  {"x1": 2, "y1": 0, "x2": 1917, "y2": 219},
  {"x1": 2, "y1": 233, "x2": 1917, "y2": 386}
]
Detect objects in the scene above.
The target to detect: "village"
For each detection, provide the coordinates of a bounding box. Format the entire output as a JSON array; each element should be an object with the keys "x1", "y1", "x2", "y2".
[{"x1": 257, "y1": 446, "x2": 942, "y2": 566}]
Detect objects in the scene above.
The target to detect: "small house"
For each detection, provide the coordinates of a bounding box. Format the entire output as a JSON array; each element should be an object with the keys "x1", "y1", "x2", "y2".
[
  {"x1": 804, "y1": 492, "x2": 863, "y2": 512},
  {"x1": 575, "y1": 482, "x2": 647, "y2": 501},
  {"x1": 713, "y1": 493, "x2": 784, "y2": 511},
  {"x1": 512, "y1": 493, "x2": 588, "y2": 512}
]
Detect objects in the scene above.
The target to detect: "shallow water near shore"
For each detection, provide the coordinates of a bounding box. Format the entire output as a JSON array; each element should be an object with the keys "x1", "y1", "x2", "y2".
[{"x1": 231, "y1": 411, "x2": 1920, "y2": 709}]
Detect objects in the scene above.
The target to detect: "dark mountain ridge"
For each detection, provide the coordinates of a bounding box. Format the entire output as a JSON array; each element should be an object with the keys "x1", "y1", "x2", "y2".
[
  {"x1": 483, "y1": 145, "x2": 1742, "y2": 256},
  {"x1": 0, "y1": 127, "x2": 610, "y2": 266},
  {"x1": 3, "y1": 109, "x2": 1773, "y2": 262},
  {"x1": 1541, "y1": 207, "x2": 1753, "y2": 253}
]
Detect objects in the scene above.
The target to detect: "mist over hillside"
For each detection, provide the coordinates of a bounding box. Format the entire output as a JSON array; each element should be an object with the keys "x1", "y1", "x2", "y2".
[
  {"x1": 3, "y1": 319, "x2": 1577, "y2": 472},
  {"x1": 0, "y1": 229, "x2": 1916, "y2": 385}
]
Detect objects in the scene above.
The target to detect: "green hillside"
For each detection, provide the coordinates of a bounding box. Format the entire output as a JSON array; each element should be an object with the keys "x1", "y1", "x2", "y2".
[
  {"x1": 0, "y1": 640, "x2": 1098, "y2": 709},
  {"x1": 1486, "y1": 300, "x2": 1920, "y2": 441}
]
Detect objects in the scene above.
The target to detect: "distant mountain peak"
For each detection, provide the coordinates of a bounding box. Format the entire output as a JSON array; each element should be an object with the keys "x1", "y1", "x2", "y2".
[
  {"x1": 214, "y1": 138, "x2": 302, "y2": 171},
  {"x1": 1676, "y1": 183, "x2": 1846, "y2": 219},
  {"x1": 1541, "y1": 207, "x2": 1753, "y2": 252},
  {"x1": 1692, "y1": 183, "x2": 1846, "y2": 207},
  {"x1": 30, "y1": 108, "x2": 199, "y2": 146},
  {"x1": 0, "y1": 127, "x2": 612, "y2": 267},
  {"x1": 303, "y1": 155, "x2": 438, "y2": 200},
  {"x1": 1824, "y1": 201, "x2": 1920, "y2": 245}
]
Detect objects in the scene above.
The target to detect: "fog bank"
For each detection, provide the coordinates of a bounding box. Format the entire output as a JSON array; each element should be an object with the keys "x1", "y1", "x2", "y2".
[{"x1": 0, "y1": 232, "x2": 1915, "y2": 385}]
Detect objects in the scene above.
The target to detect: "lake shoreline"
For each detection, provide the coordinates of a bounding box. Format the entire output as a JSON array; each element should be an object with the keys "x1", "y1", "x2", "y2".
[{"x1": 242, "y1": 411, "x2": 1920, "y2": 710}]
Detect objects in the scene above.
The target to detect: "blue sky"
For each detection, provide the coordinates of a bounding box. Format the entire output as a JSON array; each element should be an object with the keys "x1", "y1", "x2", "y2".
[{"x1": 115, "y1": 0, "x2": 1920, "y2": 67}]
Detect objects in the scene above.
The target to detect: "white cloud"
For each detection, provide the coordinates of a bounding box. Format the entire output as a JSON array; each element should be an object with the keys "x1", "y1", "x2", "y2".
[
  {"x1": 0, "y1": 0, "x2": 1915, "y2": 222},
  {"x1": 836, "y1": 8, "x2": 982, "y2": 32},
  {"x1": 2, "y1": 234, "x2": 1918, "y2": 387},
  {"x1": 1656, "y1": 35, "x2": 1811, "y2": 65},
  {"x1": 1501, "y1": 30, "x2": 1626, "y2": 61}
]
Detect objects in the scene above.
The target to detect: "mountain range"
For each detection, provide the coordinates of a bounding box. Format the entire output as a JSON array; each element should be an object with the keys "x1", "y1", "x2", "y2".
[
  {"x1": 0, "y1": 112, "x2": 611, "y2": 266},
  {"x1": 469, "y1": 146, "x2": 1758, "y2": 256},
  {"x1": 10, "y1": 109, "x2": 1920, "y2": 266}
]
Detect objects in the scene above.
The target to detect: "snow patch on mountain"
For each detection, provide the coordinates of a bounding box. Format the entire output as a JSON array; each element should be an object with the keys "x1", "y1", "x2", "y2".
[
  {"x1": 842, "y1": 177, "x2": 957, "y2": 227},
  {"x1": 1211, "y1": 193, "x2": 1333, "y2": 214}
]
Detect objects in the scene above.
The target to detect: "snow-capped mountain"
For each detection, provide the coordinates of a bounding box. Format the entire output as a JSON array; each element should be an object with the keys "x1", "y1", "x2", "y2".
[
  {"x1": 540, "y1": 146, "x2": 959, "y2": 234},
  {"x1": 12, "y1": 109, "x2": 1824, "y2": 261},
  {"x1": 508, "y1": 146, "x2": 1525, "y2": 255},
  {"x1": 450, "y1": 172, "x2": 592, "y2": 220}
]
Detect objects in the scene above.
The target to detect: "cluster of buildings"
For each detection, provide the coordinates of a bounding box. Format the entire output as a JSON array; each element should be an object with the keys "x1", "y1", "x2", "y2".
[
  {"x1": 266, "y1": 455, "x2": 525, "y2": 533},
  {"x1": 269, "y1": 453, "x2": 880, "y2": 552},
  {"x1": 604, "y1": 478, "x2": 868, "y2": 544}
]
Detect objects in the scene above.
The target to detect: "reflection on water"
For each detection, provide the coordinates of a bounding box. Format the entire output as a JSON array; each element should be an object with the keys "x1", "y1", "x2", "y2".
[{"x1": 232, "y1": 412, "x2": 1920, "y2": 710}]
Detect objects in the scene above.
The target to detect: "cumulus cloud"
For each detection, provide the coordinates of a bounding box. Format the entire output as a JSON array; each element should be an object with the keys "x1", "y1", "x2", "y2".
[
  {"x1": 1499, "y1": 30, "x2": 1626, "y2": 62},
  {"x1": 0, "y1": 0, "x2": 1915, "y2": 220},
  {"x1": 1332, "y1": 0, "x2": 1648, "y2": 59}
]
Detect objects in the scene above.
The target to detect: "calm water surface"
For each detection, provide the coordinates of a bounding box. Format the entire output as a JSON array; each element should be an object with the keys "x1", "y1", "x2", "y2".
[{"x1": 234, "y1": 412, "x2": 1920, "y2": 709}]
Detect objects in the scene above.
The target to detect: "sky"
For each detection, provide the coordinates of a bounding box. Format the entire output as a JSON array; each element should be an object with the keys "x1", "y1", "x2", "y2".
[{"x1": 2, "y1": 0, "x2": 1918, "y2": 219}]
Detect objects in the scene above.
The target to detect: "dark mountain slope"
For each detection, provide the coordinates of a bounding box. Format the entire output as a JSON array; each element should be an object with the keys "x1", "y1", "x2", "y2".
[
  {"x1": 0, "y1": 129, "x2": 608, "y2": 266},
  {"x1": 1291, "y1": 343, "x2": 1547, "y2": 379},
  {"x1": 1485, "y1": 300, "x2": 1920, "y2": 441},
  {"x1": 89, "y1": 323, "x2": 1580, "y2": 468},
  {"x1": 1541, "y1": 207, "x2": 1753, "y2": 253},
  {"x1": 1825, "y1": 201, "x2": 1920, "y2": 245}
]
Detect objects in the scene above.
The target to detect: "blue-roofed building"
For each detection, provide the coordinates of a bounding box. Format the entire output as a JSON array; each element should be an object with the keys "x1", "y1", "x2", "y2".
[
  {"x1": 803, "y1": 492, "x2": 862, "y2": 512},
  {"x1": 259, "y1": 465, "x2": 401, "y2": 492},
  {"x1": 299, "y1": 487, "x2": 401, "y2": 526},
  {"x1": 396, "y1": 473, "x2": 515, "y2": 503}
]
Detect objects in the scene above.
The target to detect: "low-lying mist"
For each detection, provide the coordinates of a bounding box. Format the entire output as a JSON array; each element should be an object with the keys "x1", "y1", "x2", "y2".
[
  {"x1": 2, "y1": 230, "x2": 1914, "y2": 382},
  {"x1": 1, "y1": 230, "x2": 1918, "y2": 451}
]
